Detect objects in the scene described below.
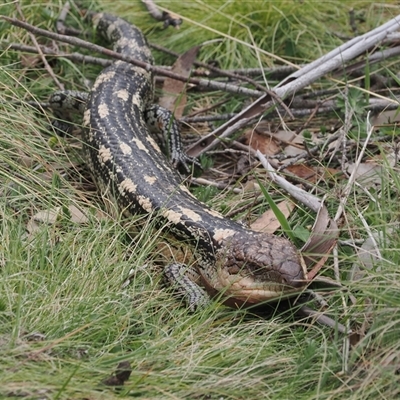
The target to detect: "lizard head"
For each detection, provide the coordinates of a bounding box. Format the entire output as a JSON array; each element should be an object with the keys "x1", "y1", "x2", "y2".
[{"x1": 205, "y1": 230, "x2": 306, "y2": 306}]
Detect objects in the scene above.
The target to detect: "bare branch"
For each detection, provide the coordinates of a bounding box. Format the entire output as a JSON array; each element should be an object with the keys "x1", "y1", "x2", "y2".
[
  {"x1": 0, "y1": 16, "x2": 264, "y2": 97},
  {"x1": 186, "y1": 14, "x2": 400, "y2": 157}
]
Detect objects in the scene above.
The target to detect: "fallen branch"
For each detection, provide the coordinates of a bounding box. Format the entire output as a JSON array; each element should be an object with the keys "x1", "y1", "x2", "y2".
[
  {"x1": 4, "y1": 41, "x2": 275, "y2": 95},
  {"x1": 1, "y1": 16, "x2": 265, "y2": 98},
  {"x1": 256, "y1": 151, "x2": 322, "y2": 213},
  {"x1": 3, "y1": 42, "x2": 113, "y2": 67},
  {"x1": 187, "y1": 14, "x2": 400, "y2": 157}
]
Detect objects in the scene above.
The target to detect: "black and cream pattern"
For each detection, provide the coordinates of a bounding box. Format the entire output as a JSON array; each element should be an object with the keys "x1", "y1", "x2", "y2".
[{"x1": 51, "y1": 12, "x2": 305, "y2": 309}]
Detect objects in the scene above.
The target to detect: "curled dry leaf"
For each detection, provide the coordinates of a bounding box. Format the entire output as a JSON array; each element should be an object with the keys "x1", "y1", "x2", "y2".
[
  {"x1": 243, "y1": 128, "x2": 281, "y2": 155},
  {"x1": 301, "y1": 204, "x2": 338, "y2": 280},
  {"x1": 159, "y1": 46, "x2": 200, "y2": 118}
]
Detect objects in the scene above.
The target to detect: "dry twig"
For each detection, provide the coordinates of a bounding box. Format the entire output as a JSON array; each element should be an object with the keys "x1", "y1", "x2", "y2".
[
  {"x1": 186, "y1": 14, "x2": 400, "y2": 157},
  {"x1": 15, "y1": 5, "x2": 64, "y2": 90},
  {"x1": 1, "y1": 16, "x2": 264, "y2": 97}
]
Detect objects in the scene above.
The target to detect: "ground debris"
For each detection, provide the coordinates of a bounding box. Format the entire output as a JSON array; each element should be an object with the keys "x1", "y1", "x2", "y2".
[{"x1": 102, "y1": 361, "x2": 132, "y2": 387}]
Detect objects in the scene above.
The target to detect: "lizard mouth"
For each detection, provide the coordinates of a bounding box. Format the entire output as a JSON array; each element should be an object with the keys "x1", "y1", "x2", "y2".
[{"x1": 210, "y1": 267, "x2": 305, "y2": 305}]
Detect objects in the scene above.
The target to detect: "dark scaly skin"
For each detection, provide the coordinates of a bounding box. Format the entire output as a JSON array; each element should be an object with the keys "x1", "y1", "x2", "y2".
[{"x1": 80, "y1": 12, "x2": 306, "y2": 308}]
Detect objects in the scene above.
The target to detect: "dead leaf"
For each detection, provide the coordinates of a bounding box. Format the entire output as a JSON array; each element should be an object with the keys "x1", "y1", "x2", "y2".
[
  {"x1": 348, "y1": 231, "x2": 386, "y2": 281},
  {"x1": 270, "y1": 129, "x2": 305, "y2": 157},
  {"x1": 95, "y1": 209, "x2": 110, "y2": 220},
  {"x1": 69, "y1": 205, "x2": 89, "y2": 224},
  {"x1": 159, "y1": 46, "x2": 200, "y2": 118},
  {"x1": 287, "y1": 164, "x2": 342, "y2": 184},
  {"x1": 301, "y1": 201, "x2": 339, "y2": 279},
  {"x1": 17, "y1": 149, "x2": 35, "y2": 168},
  {"x1": 271, "y1": 129, "x2": 299, "y2": 143},
  {"x1": 346, "y1": 161, "x2": 382, "y2": 186},
  {"x1": 250, "y1": 200, "x2": 294, "y2": 234},
  {"x1": 371, "y1": 109, "x2": 400, "y2": 125},
  {"x1": 286, "y1": 164, "x2": 317, "y2": 181},
  {"x1": 243, "y1": 129, "x2": 281, "y2": 155},
  {"x1": 32, "y1": 207, "x2": 61, "y2": 225},
  {"x1": 26, "y1": 219, "x2": 41, "y2": 238},
  {"x1": 346, "y1": 145, "x2": 397, "y2": 189},
  {"x1": 242, "y1": 180, "x2": 261, "y2": 192},
  {"x1": 27, "y1": 205, "x2": 91, "y2": 241}
]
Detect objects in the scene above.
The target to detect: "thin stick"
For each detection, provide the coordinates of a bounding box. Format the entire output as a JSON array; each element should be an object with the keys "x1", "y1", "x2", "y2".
[
  {"x1": 1, "y1": 16, "x2": 264, "y2": 98},
  {"x1": 190, "y1": 177, "x2": 243, "y2": 194},
  {"x1": 277, "y1": 131, "x2": 343, "y2": 169},
  {"x1": 150, "y1": 42, "x2": 289, "y2": 95},
  {"x1": 15, "y1": 5, "x2": 64, "y2": 90},
  {"x1": 256, "y1": 151, "x2": 323, "y2": 213},
  {"x1": 56, "y1": 1, "x2": 81, "y2": 36},
  {"x1": 186, "y1": 14, "x2": 400, "y2": 156},
  {"x1": 298, "y1": 305, "x2": 349, "y2": 334},
  {"x1": 3, "y1": 42, "x2": 113, "y2": 67}
]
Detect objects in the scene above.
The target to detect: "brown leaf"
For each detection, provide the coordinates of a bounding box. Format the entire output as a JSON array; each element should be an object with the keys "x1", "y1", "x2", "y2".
[
  {"x1": 250, "y1": 200, "x2": 294, "y2": 234},
  {"x1": 243, "y1": 129, "x2": 281, "y2": 155},
  {"x1": 286, "y1": 164, "x2": 342, "y2": 184},
  {"x1": 286, "y1": 164, "x2": 317, "y2": 181},
  {"x1": 159, "y1": 46, "x2": 200, "y2": 118}
]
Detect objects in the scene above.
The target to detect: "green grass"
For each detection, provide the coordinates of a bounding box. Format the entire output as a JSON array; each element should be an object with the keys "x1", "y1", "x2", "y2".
[{"x1": 1, "y1": 0, "x2": 400, "y2": 398}]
